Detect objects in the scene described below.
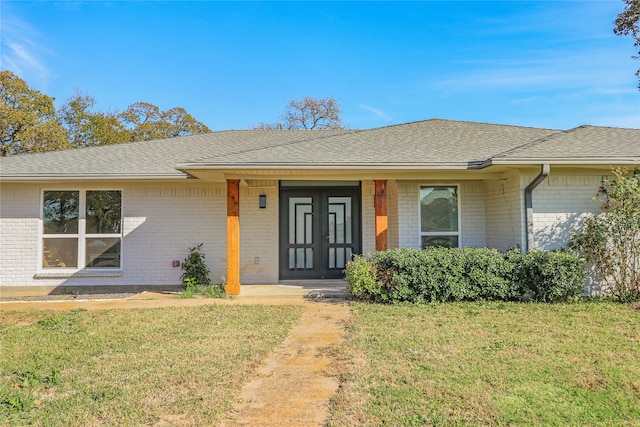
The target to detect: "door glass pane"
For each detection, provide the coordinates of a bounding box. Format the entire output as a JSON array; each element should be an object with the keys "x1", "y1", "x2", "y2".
[
  {"x1": 289, "y1": 197, "x2": 312, "y2": 244},
  {"x1": 329, "y1": 248, "x2": 335, "y2": 269},
  {"x1": 43, "y1": 191, "x2": 79, "y2": 234},
  {"x1": 289, "y1": 248, "x2": 295, "y2": 269},
  {"x1": 421, "y1": 235, "x2": 459, "y2": 249},
  {"x1": 305, "y1": 213, "x2": 313, "y2": 244},
  {"x1": 336, "y1": 248, "x2": 345, "y2": 269},
  {"x1": 305, "y1": 248, "x2": 313, "y2": 269},
  {"x1": 420, "y1": 186, "x2": 458, "y2": 232},
  {"x1": 86, "y1": 238, "x2": 121, "y2": 268},
  {"x1": 296, "y1": 248, "x2": 305, "y2": 268},
  {"x1": 43, "y1": 238, "x2": 78, "y2": 268},
  {"x1": 329, "y1": 197, "x2": 351, "y2": 244},
  {"x1": 328, "y1": 212, "x2": 336, "y2": 244},
  {"x1": 86, "y1": 191, "x2": 122, "y2": 234}
]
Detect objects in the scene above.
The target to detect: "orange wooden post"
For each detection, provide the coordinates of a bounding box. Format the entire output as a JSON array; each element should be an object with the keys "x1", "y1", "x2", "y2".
[
  {"x1": 226, "y1": 179, "x2": 241, "y2": 295},
  {"x1": 374, "y1": 180, "x2": 388, "y2": 251}
]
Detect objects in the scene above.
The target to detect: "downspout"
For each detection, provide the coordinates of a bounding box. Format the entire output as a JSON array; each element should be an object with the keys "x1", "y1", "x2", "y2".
[{"x1": 524, "y1": 164, "x2": 550, "y2": 252}]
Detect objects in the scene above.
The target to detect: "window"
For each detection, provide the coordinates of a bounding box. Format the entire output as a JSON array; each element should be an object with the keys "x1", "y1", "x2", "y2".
[
  {"x1": 419, "y1": 186, "x2": 460, "y2": 248},
  {"x1": 42, "y1": 190, "x2": 122, "y2": 269}
]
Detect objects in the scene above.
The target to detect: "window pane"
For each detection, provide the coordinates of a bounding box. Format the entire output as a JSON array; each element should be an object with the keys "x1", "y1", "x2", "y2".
[
  {"x1": 43, "y1": 238, "x2": 78, "y2": 268},
  {"x1": 43, "y1": 191, "x2": 79, "y2": 234},
  {"x1": 86, "y1": 191, "x2": 122, "y2": 234},
  {"x1": 421, "y1": 235, "x2": 459, "y2": 249},
  {"x1": 420, "y1": 186, "x2": 458, "y2": 232},
  {"x1": 86, "y1": 238, "x2": 121, "y2": 268}
]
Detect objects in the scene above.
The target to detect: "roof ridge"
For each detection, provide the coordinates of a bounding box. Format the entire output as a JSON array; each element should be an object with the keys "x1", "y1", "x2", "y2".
[{"x1": 363, "y1": 117, "x2": 558, "y2": 132}]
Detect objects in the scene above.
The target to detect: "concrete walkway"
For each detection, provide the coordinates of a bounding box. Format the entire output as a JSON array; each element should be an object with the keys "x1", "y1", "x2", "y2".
[{"x1": 1, "y1": 283, "x2": 352, "y2": 426}]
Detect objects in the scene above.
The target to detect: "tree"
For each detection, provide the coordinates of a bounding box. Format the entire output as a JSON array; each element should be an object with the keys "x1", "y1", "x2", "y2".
[
  {"x1": 58, "y1": 91, "x2": 130, "y2": 148},
  {"x1": 570, "y1": 168, "x2": 640, "y2": 301},
  {"x1": 614, "y1": 0, "x2": 640, "y2": 88},
  {"x1": 0, "y1": 70, "x2": 68, "y2": 156},
  {"x1": 120, "y1": 102, "x2": 211, "y2": 140},
  {"x1": 1, "y1": 72, "x2": 212, "y2": 156},
  {"x1": 255, "y1": 96, "x2": 346, "y2": 130}
]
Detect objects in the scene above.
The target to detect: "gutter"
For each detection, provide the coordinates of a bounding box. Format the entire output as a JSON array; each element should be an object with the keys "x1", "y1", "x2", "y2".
[{"x1": 524, "y1": 164, "x2": 550, "y2": 252}]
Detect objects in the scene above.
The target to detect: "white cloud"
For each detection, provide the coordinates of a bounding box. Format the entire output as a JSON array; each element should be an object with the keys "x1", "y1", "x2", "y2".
[
  {"x1": 358, "y1": 104, "x2": 393, "y2": 122},
  {"x1": 0, "y1": 7, "x2": 55, "y2": 88}
]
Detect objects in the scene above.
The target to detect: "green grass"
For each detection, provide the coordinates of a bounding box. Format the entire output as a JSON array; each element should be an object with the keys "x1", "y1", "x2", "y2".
[
  {"x1": 0, "y1": 305, "x2": 301, "y2": 426},
  {"x1": 178, "y1": 283, "x2": 227, "y2": 299},
  {"x1": 329, "y1": 301, "x2": 640, "y2": 426}
]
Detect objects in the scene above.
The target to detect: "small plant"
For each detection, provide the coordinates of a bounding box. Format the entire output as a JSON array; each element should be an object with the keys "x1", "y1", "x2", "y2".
[{"x1": 181, "y1": 244, "x2": 211, "y2": 289}]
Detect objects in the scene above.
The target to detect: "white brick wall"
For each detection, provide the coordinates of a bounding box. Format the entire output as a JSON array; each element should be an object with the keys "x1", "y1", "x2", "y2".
[
  {"x1": 460, "y1": 181, "x2": 487, "y2": 247},
  {"x1": 240, "y1": 181, "x2": 279, "y2": 283},
  {"x1": 530, "y1": 174, "x2": 603, "y2": 250},
  {"x1": 396, "y1": 181, "x2": 421, "y2": 249},
  {"x1": 485, "y1": 172, "x2": 524, "y2": 251},
  {"x1": 0, "y1": 185, "x2": 40, "y2": 287}
]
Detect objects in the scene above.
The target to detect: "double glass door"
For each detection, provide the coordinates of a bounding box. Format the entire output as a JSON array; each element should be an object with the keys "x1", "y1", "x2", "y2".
[{"x1": 279, "y1": 187, "x2": 361, "y2": 279}]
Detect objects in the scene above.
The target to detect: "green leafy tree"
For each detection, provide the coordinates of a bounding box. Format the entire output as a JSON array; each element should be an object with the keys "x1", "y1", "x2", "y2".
[
  {"x1": 120, "y1": 102, "x2": 211, "y2": 140},
  {"x1": 570, "y1": 168, "x2": 640, "y2": 301},
  {"x1": 0, "y1": 70, "x2": 68, "y2": 156},
  {"x1": 58, "y1": 91, "x2": 130, "y2": 148},
  {"x1": 614, "y1": 0, "x2": 640, "y2": 88},
  {"x1": 254, "y1": 96, "x2": 346, "y2": 130},
  {"x1": 1, "y1": 71, "x2": 212, "y2": 155}
]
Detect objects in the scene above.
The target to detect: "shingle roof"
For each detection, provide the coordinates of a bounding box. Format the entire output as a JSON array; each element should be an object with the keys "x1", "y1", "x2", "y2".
[
  {"x1": 182, "y1": 119, "x2": 558, "y2": 167},
  {"x1": 491, "y1": 125, "x2": 640, "y2": 163},
  {"x1": 1, "y1": 119, "x2": 637, "y2": 180}
]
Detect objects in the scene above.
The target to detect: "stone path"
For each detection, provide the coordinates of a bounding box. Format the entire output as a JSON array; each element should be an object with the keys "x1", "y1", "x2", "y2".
[{"x1": 221, "y1": 300, "x2": 353, "y2": 426}]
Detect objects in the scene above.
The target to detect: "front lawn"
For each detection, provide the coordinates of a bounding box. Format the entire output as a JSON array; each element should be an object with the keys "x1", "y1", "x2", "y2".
[
  {"x1": 329, "y1": 301, "x2": 640, "y2": 426},
  {"x1": 0, "y1": 305, "x2": 301, "y2": 426}
]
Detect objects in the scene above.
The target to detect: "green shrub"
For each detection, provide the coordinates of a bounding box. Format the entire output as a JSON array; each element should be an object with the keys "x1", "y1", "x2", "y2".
[
  {"x1": 460, "y1": 247, "x2": 520, "y2": 301},
  {"x1": 181, "y1": 243, "x2": 211, "y2": 289},
  {"x1": 345, "y1": 255, "x2": 386, "y2": 302},
  {"x1": 345, "y1": 247, "x2": 586, "y2": 304},
  {"x1": 516, "y1": 249, "x2": 586, "y2": 302}
]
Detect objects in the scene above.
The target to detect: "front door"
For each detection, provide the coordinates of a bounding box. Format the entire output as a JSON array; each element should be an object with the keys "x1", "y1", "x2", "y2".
[{"x1": 279, "y1": 186, "x2": 361, "y2": 280}]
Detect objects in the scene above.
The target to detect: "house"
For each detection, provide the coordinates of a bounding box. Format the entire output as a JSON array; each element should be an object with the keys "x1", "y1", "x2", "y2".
[{"x1": 1, "y1": 119, "x2": 638, "y2": 296}]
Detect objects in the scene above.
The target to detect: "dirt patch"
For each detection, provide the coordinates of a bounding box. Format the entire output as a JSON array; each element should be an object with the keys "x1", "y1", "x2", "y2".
[{"x1": 221, "y1": 300, "x2": 353, "y2": 426}]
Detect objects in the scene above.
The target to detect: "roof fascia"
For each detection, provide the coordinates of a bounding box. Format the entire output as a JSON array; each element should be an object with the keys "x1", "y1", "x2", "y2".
[
  {"x1": 0, "y1": 173, "x2": 191, "y2": 182},
  {"x1": 487, "y1": 157, "x2": 640, "y2": 165},
  {"x1": 175, "y1": 162, "x2": 471, "y2": 171}
]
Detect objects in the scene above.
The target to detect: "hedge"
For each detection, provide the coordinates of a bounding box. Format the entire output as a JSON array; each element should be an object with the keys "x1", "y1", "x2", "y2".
[{"x1": 345, "y1": 247, "x2": 585, "y2": 303}]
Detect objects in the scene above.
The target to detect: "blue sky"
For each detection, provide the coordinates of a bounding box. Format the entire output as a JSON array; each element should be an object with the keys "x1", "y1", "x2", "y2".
[{"x1": 2, "y1": 1, "x2": 639, "y2": 131}]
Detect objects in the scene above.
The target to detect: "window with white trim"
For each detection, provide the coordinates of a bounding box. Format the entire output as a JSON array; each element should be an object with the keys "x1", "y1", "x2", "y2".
[
  {"x1": 419, "y1": 185, "x2": 460, "y2": 248},
  {"x1": 42, "y1": 190, "x2": 122, "y2": 269}
]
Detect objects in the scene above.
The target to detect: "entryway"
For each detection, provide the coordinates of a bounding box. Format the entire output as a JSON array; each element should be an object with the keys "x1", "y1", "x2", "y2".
[{"x1": 279, "y1": 183, "x2": 361, "y2": 280}]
